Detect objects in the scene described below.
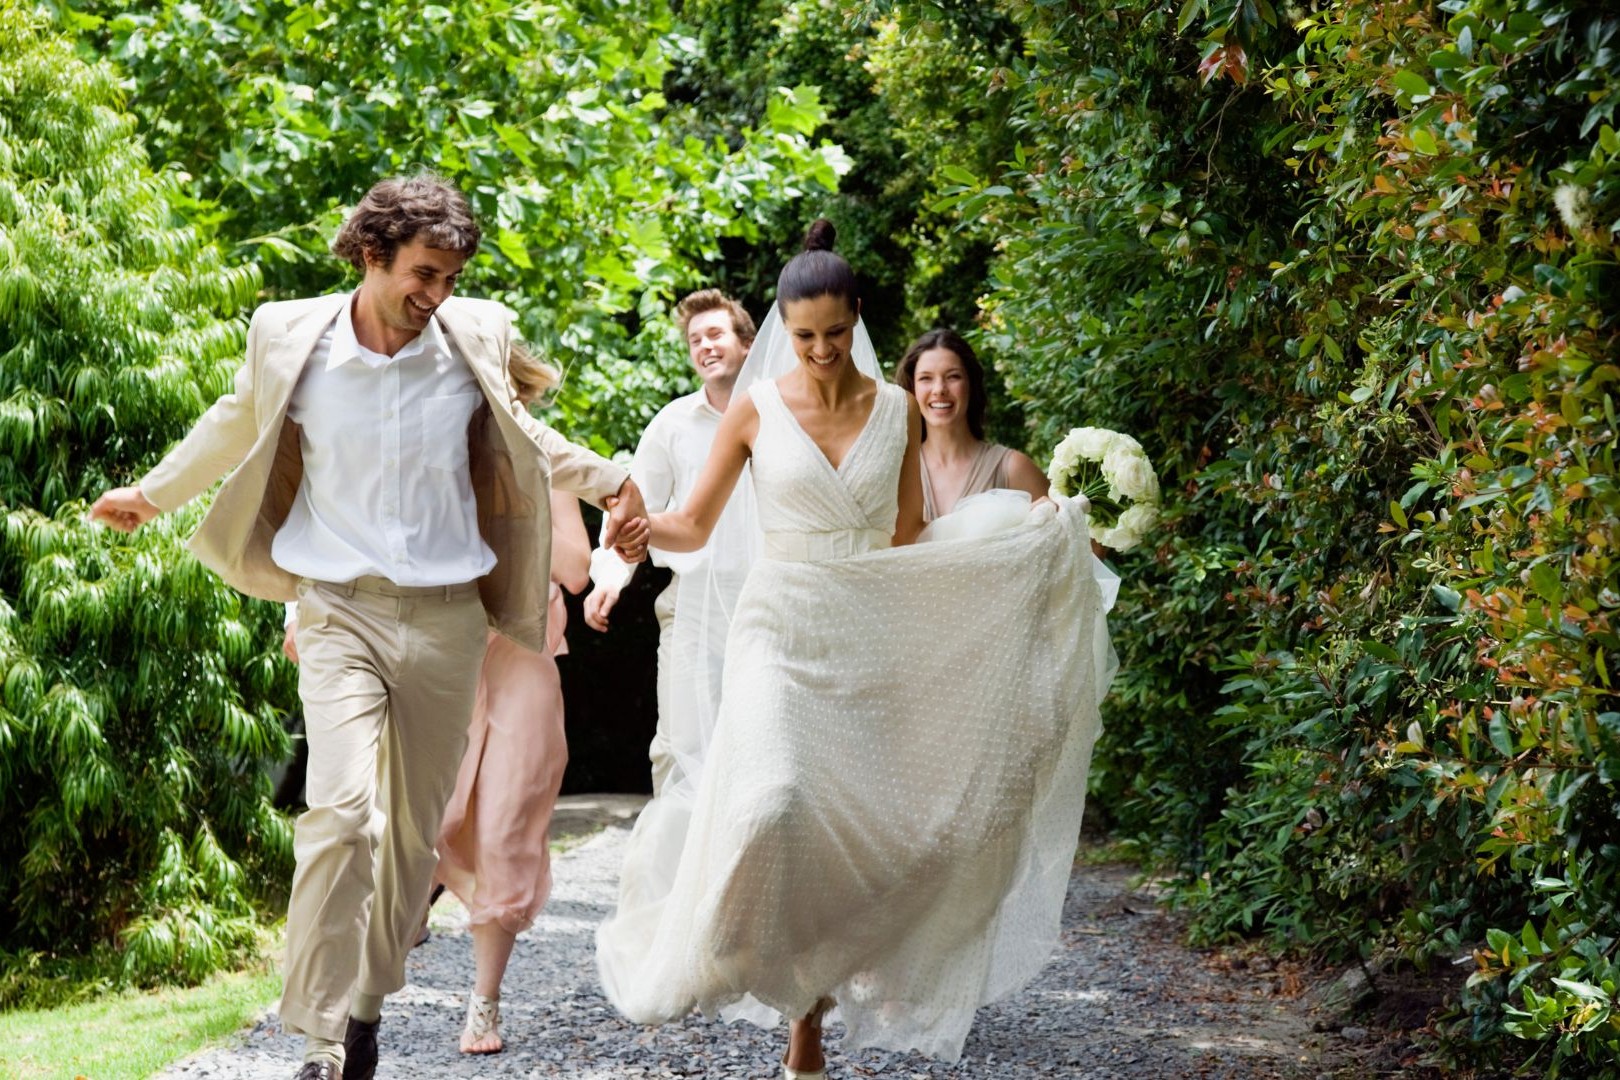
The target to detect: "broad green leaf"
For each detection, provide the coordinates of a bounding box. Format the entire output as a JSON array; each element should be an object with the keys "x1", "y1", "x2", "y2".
[
  {"x1": 1393, "y1": 68, "x2": 1431, "y2": 100},
  {"x1": 1488, "y1": 711, "x2": 1516, "y2": 758},
  {"x1": 1529, "y1": 561, "x2": 1561, "y2": 602}
]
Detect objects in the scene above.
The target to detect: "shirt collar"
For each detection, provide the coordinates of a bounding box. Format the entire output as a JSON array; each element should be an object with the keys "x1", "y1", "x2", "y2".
[
  {"x1": 689, "y1": 388, "x2": 727, "y2": 419},
  {"x1": 327, "y1": 293, "x2": 450, "y2": 371}
]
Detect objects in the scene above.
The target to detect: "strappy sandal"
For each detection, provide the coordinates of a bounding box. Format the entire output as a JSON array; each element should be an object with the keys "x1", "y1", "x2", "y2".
[{"x1": 459, "y1": 993, "x2": 503, "y2": 1055}]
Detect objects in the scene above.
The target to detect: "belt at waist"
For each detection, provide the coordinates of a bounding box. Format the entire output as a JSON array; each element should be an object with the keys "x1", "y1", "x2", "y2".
[
  {"x1": 762, "y1": 528, "x2": 890, "y2": 562},
  {"x1": 303, "y1": 575, "x2": 481, "y2": 599}
]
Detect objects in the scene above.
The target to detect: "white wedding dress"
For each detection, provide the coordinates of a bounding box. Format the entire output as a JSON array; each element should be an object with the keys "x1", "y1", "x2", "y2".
[{"x1": 596, "y1": 378, "x2": 1112, "y2": 1062}]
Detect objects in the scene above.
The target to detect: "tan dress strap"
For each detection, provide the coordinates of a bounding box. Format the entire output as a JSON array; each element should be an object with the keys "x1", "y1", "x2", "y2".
[
  {"x1": 922, "y1": 442, "x2": 1017, "y2": 522},
  {"x1": 920, "y1": 452, "x2": 940, "y2": 522},
  {"x1": 980, "y1": 443, "x2": 1015, "y2": 491}
]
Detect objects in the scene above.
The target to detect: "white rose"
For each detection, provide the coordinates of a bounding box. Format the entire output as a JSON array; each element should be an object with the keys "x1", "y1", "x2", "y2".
[
  {"x1": 1092, "y1": 521, "x2": 1131, "y2": 551},
  {"x1": 1047, "y1": 432, "x2": 1086, "y2": 493},
  {"x1": 1102, "y1": 430, "x2": 1144, "y2": 457},
  {"x1": 1094, "y1": 502, "x2": 1159, "y2": 552},
  {"x1": 1068, "y1": 427, "x2": 1115, "y2": 460},
  {"x1": 1117, "y1": 502, "x2": 1160, "y2": 535},
  {"x1": 1102, "y1": 448, "x2": 1160, "y2": 504}
]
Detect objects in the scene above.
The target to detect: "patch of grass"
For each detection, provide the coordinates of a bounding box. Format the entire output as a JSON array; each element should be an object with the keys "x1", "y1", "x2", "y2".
[
  {"x1": 1075, "y1": 837, "x2": 1144, "y2": 867},
  {"x1": 0, "y1": 956, "x2": 281, "y2": 1080}
]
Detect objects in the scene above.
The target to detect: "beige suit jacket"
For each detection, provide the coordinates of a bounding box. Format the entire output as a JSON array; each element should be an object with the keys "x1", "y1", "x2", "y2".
[{"x1": 140, "y1": 292, "x2": 628, "y2": 653}]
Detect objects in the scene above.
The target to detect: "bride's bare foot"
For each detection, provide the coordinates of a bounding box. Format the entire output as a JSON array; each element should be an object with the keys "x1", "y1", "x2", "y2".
[
  {"x1": 783, "y1": 996, "x2": 835, "y2": 1076},
  {"x1": 459, "y1": 994, "x2": 502, "y2": 1054}
]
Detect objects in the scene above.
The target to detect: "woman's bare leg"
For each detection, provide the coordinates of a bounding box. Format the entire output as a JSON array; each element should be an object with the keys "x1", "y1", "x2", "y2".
[
  {"x1": 472, "y1": 922, "x2": 516, "y2": 997},
  {"x1": 783, "y1": 997, "x2": 833, "y2": 1073}
]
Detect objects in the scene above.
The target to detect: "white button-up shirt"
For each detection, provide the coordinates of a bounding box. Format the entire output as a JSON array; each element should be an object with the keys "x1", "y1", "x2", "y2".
[
  {"x1": 591, "y1": 389, "x2": 723, "y2": 590},
  {"x1": 271, "y1": 296, "x2": 496, "y2": 586}
]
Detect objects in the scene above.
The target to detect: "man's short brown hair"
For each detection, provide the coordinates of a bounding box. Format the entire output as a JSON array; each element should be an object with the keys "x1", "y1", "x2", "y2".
[
  {"x1": 331, "y1": 174, "x2": 481, "y2": 271},
  {"x1": 674, "y1": 289, "x2": 756, "y2": 344}
]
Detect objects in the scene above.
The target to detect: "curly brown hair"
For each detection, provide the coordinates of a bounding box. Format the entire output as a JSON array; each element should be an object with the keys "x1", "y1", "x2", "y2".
[
  {"x1": 674, "y1": 288, "x2": 756, "y2": 344},
  {"x1": 330, "y1": 174, "x2": 481, "y2": 271}
]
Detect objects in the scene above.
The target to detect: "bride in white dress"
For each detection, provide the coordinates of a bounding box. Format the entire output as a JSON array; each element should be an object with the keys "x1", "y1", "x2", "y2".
[{"x1": 596, "y1": 221, "x2": 1113, "y2": 1078}]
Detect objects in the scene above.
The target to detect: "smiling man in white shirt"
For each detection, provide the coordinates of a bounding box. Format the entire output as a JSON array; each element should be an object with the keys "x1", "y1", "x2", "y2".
[
  {"x1": 584, "y1": 289, "x2": 753, "y2": 795},
  {"x1": 90, "y1": 175, "x2": 649, "y2": 1080}
]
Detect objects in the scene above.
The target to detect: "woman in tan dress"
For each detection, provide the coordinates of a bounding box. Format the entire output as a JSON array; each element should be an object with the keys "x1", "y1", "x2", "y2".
[
  {"x1": 894, "y1": 329, "x2": 1049, "y2": 520},
  {"x1": 431, "y1": 344, "x2": 591, "y2": 1055}
]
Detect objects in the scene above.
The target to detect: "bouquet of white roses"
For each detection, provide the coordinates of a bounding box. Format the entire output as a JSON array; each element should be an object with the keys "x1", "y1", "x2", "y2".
[{"x1": 1046, "y1": 426, "x2": 1161, "y2": 551}]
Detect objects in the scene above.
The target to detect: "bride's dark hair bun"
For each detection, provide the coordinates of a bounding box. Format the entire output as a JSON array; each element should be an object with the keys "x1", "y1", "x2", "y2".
[
  {"x1": 802, "y1": 219, "x2": 837, "y2": 252},
  {"x1": 778, "y1": 218, "x2": 859, "y2": 312}
]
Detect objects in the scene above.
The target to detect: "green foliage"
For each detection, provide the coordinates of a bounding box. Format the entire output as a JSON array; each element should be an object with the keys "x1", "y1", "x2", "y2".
[
  {"x1": 667, "y1": 0, "x2": 1023, "y2": 377},
  {"x1": 876, "y1": 0, "x2": 1617, "y2": 1069},
  {"x1": 60, "y1": 0, "x2": 850, "y2": 454},
  {"x1": 0, "y1": 3, "x2": 295, "y2": 1000}
]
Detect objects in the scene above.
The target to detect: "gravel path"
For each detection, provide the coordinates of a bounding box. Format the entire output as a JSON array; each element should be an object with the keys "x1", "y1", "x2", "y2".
[{"x1": 162, "y1": 820, "x2": 1333, "y2": 1079}]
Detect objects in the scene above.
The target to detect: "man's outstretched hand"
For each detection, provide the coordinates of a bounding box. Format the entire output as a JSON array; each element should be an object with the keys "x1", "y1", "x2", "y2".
[
  {"x1": 602, "y1": 477, "x2": 650, "y2": 563},
  {"x1": 88, "y1": 486, "x2": 161, "y2": 532}
]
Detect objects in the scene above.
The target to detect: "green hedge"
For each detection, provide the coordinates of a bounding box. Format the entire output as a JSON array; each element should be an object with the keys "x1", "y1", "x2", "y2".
[
  {"x1": 881, "y1": 0, "x2": 1616, "y2": 1070},
  {"x1": 0, "y1": 3, "x2": 292, "y2": 1004}
]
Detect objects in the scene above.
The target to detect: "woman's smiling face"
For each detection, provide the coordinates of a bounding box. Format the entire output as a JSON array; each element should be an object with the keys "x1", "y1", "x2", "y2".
[
  {"x1": 911, "y1": 347, "x2": 971, "y2": 431},
  {"x1": 782, "y1": 294, "x2": 859, "y2": 382}
]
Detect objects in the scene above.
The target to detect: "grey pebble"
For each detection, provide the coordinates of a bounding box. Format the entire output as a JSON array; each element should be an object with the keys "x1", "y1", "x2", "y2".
[{"x1": 161, "y1": 824, "x2": 1336, "y2": 1079}]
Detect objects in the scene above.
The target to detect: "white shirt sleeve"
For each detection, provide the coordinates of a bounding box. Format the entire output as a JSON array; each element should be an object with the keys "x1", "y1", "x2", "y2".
[
  {"x1": 632, "y1": 410, "x2": 679, "y2": 515},
  {"x1": 589, "y1": 545, "x2": 636, "y2": 593}
]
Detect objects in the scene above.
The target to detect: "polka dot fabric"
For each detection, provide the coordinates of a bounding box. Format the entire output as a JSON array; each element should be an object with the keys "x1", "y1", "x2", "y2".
[{"x1": 597, "y1": 379, "x2": 1111, "y2": 1062}]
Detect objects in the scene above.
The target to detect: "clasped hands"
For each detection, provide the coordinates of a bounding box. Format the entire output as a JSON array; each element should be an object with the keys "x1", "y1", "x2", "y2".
[{"x1": 602, "y1": 477, "x2": 651, "y2": 564}]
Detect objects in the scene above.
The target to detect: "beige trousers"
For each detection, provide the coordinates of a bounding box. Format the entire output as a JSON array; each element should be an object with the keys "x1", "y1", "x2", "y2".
[
  {"x1": 278, "y1": 577, "x2": 489, "y2": 1041},
  {"x1": 647, "y1": 579, "x2": 678, "y2": 795}
]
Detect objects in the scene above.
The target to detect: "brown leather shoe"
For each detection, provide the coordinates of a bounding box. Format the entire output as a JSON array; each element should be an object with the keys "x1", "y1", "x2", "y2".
[
  {"x1": 294, "y1": 1062, "x2": 338, "y2": 1080},
  {"x1": 341, "y1": 1016, "x2": 379, "y2": 1080}
]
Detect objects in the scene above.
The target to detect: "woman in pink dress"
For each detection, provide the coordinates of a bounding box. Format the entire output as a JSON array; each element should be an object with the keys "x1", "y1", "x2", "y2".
[
  {"x1": 894, "y1": 329, "x2": 1049, "y2": 521},
  {"x1": 432, "y1": 344, "x2": 592, "y2": 1054}
]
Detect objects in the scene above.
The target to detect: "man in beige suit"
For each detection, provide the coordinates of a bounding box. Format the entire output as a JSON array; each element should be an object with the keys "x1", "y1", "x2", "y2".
[{"x1": 90, "y1": 176, "x2": 648, "y2": 1080}]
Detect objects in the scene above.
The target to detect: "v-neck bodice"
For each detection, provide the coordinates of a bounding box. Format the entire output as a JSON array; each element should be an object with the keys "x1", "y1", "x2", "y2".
[{"x1": 748, "y1": 379, "x2": 908, "y2": 559}]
